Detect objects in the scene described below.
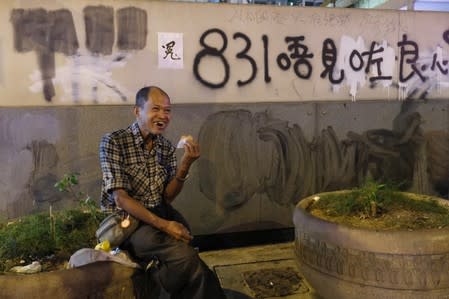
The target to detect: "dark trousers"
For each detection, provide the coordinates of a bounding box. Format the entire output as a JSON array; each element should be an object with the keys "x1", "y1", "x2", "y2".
[{"x1": 123, "y1": 203, "x2": 226, "y2": 299}]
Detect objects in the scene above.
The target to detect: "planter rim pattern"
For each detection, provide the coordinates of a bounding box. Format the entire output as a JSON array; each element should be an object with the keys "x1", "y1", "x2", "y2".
[
  {"x1": 295, "y1": 191, "x2": 449, "y2": 254},
  {"x1": 293, "y1": 191, "x2": 449, "y2": 298}
]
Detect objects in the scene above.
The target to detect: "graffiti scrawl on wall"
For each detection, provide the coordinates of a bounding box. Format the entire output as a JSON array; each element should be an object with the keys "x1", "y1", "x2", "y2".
[
  {"x1": 10, "y1": 6, "x2": 147, "y2": 102},
  {"x1": 193, "y1": 29, "x2": 449, "y2": 100},
  {"x1": 3, "y1": 2, "x2": 449, "y2": 105},
  {"x1": 1, "y1": 2, "x2": 448, "y2": 234},
  {"x1": 11, "y1": 9, "x2": 79, "y2": 101},
  {"x1": 197, "y1": 102, "x2": 449, "y2": 213}
]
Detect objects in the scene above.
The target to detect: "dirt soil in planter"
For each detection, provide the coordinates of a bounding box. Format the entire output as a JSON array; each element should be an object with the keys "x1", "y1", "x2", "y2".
[{"x1": 307, "y1": 192, "x2": 449, "y2": 231}]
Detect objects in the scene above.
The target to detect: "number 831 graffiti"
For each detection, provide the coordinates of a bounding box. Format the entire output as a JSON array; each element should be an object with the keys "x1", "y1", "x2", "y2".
[{"x1": 193, "y1": 28, "x2": 449, "y2": 90}]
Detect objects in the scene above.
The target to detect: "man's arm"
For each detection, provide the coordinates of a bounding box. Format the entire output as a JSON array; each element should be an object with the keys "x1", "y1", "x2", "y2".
[
  {"x1": 113, "y1": 189, "x2": 192, "y2": 243},
  {"x1": 164, "y1": 139, "x2": 200, "y2": 203},
  {"x1": 100, "y1": 134, "x2": 191, "y2": 243}
]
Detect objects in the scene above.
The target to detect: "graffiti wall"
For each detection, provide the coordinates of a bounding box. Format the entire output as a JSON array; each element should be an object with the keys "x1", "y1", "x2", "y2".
[
  {"x1": 0, "y1": 1, "x2": 448, "y2": 235},
  {"x1": 0, "y1": 1, "x2": 448, "y2": 105},
  {"x1": 1, "y1": 100, "x2": 446, "y2": 234}
]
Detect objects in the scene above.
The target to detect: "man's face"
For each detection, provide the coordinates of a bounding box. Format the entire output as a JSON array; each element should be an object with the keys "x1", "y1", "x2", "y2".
[{"x1": 135, "y1": 89, "x2": 171, "y2": 136}]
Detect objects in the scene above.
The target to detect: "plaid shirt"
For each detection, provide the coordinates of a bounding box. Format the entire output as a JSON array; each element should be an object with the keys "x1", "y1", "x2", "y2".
[{"x1": 100, "y1": 121, "x2": 177, "y2": 212}]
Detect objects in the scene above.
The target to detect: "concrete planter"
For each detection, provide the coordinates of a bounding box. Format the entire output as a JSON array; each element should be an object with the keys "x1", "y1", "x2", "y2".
[
  {"x1": 293, "y1": 191, "x2": 449, "y2": 299},
  {"x1": 0, "y1": 262, "x2": 137, "y2": 299}
]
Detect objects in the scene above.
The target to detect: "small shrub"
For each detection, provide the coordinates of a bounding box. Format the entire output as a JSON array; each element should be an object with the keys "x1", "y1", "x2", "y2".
[
  {"x1": 308, "y1": 179, "x2": 449, "y2": 230},
  {"x1": 0, "y1": 173, "x2": 106, "y2": 272},
  {"x1": 0, "y1": 214, "x2": 55, "y2": 261},
  {"x1": 312, "y1": 179, "x2": 390, "y2": 217}
]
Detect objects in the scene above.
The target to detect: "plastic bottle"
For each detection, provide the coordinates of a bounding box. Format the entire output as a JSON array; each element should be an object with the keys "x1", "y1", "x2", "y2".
[{"x1": 95, "y1": 240, "x2": 111, "y2": 252}]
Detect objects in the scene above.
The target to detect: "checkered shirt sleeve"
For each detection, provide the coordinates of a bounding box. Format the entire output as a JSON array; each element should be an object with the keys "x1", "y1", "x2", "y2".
[{"x1": 100, "y1": 133, "x2": 131, "y2": 211}]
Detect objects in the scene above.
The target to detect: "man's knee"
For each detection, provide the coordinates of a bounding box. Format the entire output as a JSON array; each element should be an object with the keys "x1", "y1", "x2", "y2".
[
  {"x1": 171, "y1": 249, "x2": 202, "y2": 278},
  {"x1": 158, "y1": 251, "x2": 203, "y2": 292}
]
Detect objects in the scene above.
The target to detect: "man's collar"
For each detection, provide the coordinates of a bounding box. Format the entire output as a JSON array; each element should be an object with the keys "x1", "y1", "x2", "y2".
[{"x1": 131, "y1": 121, "x2": 161, "y2": 147}]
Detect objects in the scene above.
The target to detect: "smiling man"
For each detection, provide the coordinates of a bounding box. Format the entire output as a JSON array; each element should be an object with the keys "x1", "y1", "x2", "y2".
[{"x1": 99, "y1": 86, "x2": 225, "y2": 298}]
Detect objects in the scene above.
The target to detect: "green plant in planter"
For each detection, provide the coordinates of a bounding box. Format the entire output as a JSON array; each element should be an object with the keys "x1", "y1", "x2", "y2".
[
  {"x1": 0, "y1": 214, "x2": 55, "y2": 262},
  {"x1": 311, "y1": 179, "x2": 389, "y2": 217},
  {"x1": 0, "y1": 173, "x2": 105, "y2": 272},
  {"x1": 294, "y1": 182, "x2": 449, "y2": 299},
  {"x1": 308, "y1": 179, "x2": 449, "y2": 230},
  {"x1": 53, "y1": 173, "x2": 102, "y2": 223}
]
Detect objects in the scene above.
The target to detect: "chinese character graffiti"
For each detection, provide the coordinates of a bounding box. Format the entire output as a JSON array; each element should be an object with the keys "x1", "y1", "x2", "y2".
[
  {"x1": 277, "y1": 36, "x2": 314, "y2": 79},
  {"x1": 162, "y1": 41, "x2": 181, "y2": 60}
]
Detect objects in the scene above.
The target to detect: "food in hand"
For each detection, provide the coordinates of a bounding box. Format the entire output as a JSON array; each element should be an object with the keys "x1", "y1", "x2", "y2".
[{"x1": 177, "y1": 135, "x2": 193, "y2": 148}]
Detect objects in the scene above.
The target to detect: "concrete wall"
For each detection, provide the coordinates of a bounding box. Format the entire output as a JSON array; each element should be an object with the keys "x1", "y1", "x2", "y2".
[
  {"x1": 0, "y1": 1, "x2": 448, "y2": 235},
  {"x1": 1, "y1": 100, "x2": 447, "y2": 234}
]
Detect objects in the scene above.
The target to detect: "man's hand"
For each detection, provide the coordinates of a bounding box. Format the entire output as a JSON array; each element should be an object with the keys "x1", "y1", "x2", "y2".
[
  {"x1": 164, "y1": 138, "x2": 200, "y2": 202},
  {"x1": 181, "y1": 138, "x2": 200, "y2": 169},
  {"x1": 164, "y1": 221, "x2": 193, "y2": 243}
]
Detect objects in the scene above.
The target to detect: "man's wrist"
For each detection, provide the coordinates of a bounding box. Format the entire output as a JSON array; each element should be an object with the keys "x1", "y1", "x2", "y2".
[
  {"x1": 158, "y1": 219, "x2": 170, "y2": 232},
  {"x1": 175, "y1": 174, "x2": 189, "y2": 182}
]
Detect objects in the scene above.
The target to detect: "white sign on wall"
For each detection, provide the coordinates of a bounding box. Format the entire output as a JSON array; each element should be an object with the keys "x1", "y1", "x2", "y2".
[{"x1": 158, "y1": 32, "x2": 184, "y2": 69}]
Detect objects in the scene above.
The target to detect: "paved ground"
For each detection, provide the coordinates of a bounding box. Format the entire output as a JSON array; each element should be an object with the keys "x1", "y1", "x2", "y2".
[{"x1": 199, "y1": 242, "x2": 322, "y2": 299}]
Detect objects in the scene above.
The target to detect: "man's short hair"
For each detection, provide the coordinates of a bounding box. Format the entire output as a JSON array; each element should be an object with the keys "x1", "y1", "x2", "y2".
[{"x1": 135, "y1": 86, "x2": 169, "y2": 108}]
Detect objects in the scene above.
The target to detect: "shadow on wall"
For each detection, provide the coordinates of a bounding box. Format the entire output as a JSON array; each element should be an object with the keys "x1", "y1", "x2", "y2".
[
  {"x1": 28, "y1": 140, "x2": 61, "y2": 205},
  {"x1": 198, "y1": 101, "x2": 449, "y2": 213}
]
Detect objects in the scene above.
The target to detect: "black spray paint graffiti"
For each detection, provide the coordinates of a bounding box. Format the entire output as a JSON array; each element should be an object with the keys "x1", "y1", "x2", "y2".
[
  {"x1": 194, "y1": 29, "x2": 272, "y2": 89},
  {"x1": 320, "y1": 38, "x2": 344, "y2": 84},
  {"x1": 340, "y1": 39, "x2": 394, "y2": 83},
  {"x1": 117, "y1": 7, "x2": 147, "y2": 51},
  {"x1": 277, "y1": 36, "x2": 314, "y2": 79},
  {"x1": 11, "y1": 9, "x2": 79, "y2": 101},
  {"x1": 234, "y1": 32, "x2": 257, "y2": 86},
  {"x1": 84, "y1": 6, "x2": 114, "y2": 55},
  {"x1": 397, "y1": 34, "x2": 426, "y2": 83},
  {"x1": 193, "y1": 28, "x2": 449, "y2": 99},
  {"x1": 11, "y1": 6, "x2": 147, "y2": 102},
  {"x1": 193, "y1": 29, "x2": 230, "y2": 89},
  {"x1": 197, "y1": 104, "x2": 448, "y2": 212}
]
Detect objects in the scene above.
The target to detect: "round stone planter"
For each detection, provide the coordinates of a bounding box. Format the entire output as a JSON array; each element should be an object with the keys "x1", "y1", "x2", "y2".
[
  {"x1": 293, "y1": 191, "x2": 449, "y2": 299},
  {"x1": 0, "y1": 262, "x2": 136, "y2": 299}
]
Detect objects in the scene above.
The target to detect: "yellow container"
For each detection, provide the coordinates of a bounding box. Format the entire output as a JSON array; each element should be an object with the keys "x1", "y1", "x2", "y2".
[{"x1": 95, "y1": 240, "x2": 111, "y2": 252}]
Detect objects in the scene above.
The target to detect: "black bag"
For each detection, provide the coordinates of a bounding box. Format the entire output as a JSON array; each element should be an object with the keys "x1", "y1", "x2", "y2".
[{"x1": 96, "y1": 211, "x2": 140, "y2": 248}]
